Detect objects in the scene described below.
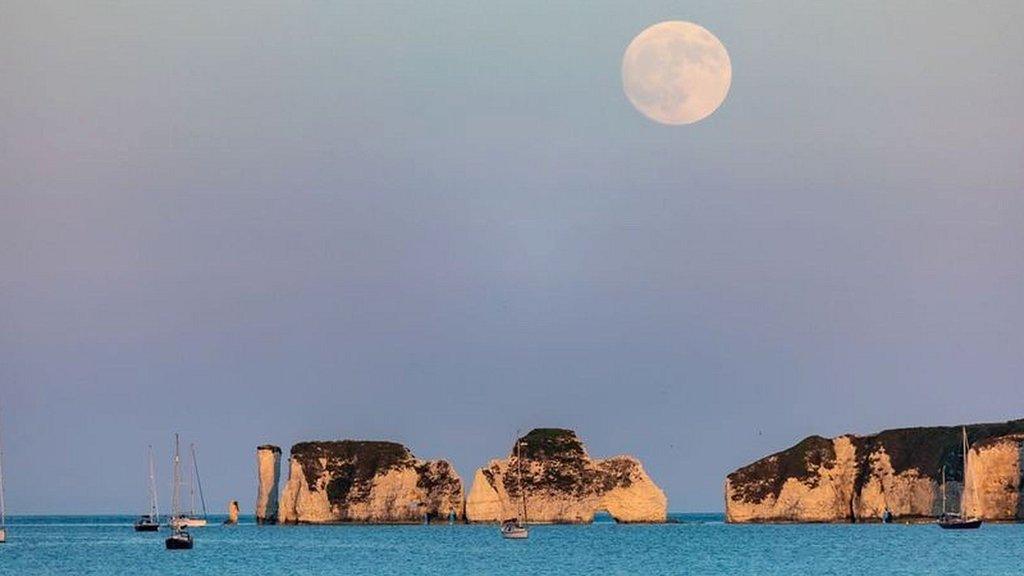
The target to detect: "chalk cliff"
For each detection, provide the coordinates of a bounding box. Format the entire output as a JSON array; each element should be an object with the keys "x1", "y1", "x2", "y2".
[
  {"x1": 964, "y1": 433, "x2": 1024, "y2": 520},
  {"x1": 465, "y1": 428, "x2": 667, "y2": 523},
  {"x1": 277, "y1": 441, "x2": 464, "y2": 524},
  {"x1": 725, "y1": 419, "x2": 1024, "y2": 522},
  {"x1": 256, "y1": 445, "x2": 281, "y2": 524}
]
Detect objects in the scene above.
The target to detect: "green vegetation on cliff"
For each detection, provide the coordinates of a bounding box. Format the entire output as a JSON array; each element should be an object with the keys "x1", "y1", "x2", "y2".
[
  {"x1": 728, "y1": 419, "x2": 1024, "y2": 505},
  {"x1": 290, "y1": 441, "x2": 413, "y2": 505},
  {"x1": 499, "y1": 428, "x2": 634, "y2": 497}
]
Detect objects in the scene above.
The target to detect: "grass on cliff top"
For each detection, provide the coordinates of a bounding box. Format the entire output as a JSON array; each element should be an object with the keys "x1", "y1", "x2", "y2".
[
  {"x1": 727, "y1": 435, "x2": 836, "y2": 504},
  {"x1": 728, "y1": 419, "x2": 1024, "y2": 504},
  {"x1": 289, "y1": 441, "x2": 461, "y2": 508},
  {"x1": 516, "y1": 428, "x2": 586, "y2": 460},
  {"x1": 856, "y1": 419, "x2": 1024, "y2": 483},
  {"x1": 291, "y1": 441, "x2": 414, "y2": 500}
]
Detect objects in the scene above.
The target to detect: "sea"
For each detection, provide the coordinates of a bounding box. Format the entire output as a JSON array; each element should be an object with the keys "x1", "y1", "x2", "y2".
[{"x1": 1, "y1": 513, "x2": 1022, "y2": 575}]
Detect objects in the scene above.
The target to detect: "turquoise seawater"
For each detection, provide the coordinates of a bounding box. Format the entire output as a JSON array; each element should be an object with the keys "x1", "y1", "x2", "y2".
[{"x1": 2, "y1": 513, "x2": 1023, "y2": 575}]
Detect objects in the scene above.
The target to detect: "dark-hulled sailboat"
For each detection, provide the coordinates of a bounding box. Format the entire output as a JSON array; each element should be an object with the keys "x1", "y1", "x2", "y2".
[
  {"x1": 165, "y1": 434, "x2": 194, "y2": 549},
  {"x1": 937, "y1": 426, "x2": 982, "y2": 530},
  {"x1": 134, "y1": 445, "x2": 160, "y2": 532}
]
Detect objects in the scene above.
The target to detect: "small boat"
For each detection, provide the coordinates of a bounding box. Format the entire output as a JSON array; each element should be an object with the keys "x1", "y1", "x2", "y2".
[
  {"x1": 171, "y1": 443, "x2": 208, "y2": 529},
  {"x1": 165, "y1": 528, "x2": 193, "y2": 549},
  {"x1": 0, "y1": 402, "x2": 7, "y2": 543},
  {"x1": 881, "y1": 508, "x2": 893, "y2": 524},
  {"x1": 937, "y1": 426, "x2": 982, "y2": 530},
  {"x1": 501, "y1": 434, "x2": 529, "y2": 540},
  {"x1": 134, "y1": 445, "x2": 161, "y2": 532},
  {"x1": 165, "y1": 434, "x2": 194, "y2": 550},
  {"x1": 501, "y1": 519, "x2": 529, "y2": 539}
]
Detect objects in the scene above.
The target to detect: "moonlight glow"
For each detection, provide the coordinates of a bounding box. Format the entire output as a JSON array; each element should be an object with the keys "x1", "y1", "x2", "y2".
[{"x1": 622, "y1": 21, "x2": 732, "y2": 125}]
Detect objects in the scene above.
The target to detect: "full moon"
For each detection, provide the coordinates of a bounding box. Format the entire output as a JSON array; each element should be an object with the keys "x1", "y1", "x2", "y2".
[{"x1": 622, "y1": 21, "x2": 732, "y2": 125}]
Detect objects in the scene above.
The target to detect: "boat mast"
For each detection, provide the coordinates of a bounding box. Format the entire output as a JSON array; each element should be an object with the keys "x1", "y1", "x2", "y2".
[
  {"x1": 940, "y1": 465, "x2": 946, "y2": 514},
  {"x1": 172, "y1": 434, "x2": 181, "y2": 521},
  {"x1": 517, "y1": 438, "x2": 527, "y2": 524},
  {"x1": 148, "y1": 445, "x2": 159, "y2": 520},
  {"x1": 961, "y1": 426, "x2": 969, "y2": 515},
  {"x1": 188, "y1": 445, "x2": 196, "y2": 517},
  {"x1": 0, "y1": 401, "x2": 6, "y2": 530},
  {"x1": 191, "y1": 443, "x2": 208, "y2": 519}
]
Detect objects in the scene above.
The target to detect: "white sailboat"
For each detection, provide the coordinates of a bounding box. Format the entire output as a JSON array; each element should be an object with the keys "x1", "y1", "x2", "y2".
[
  {"x1": 0, "y1": 402, "x2": 7, "y2": 544},
  {"x1": 165, "y1": 434, "x2": 194, "y2": 549},
  {"x1": 134, "y1": 445, "x2": 160, "y2": 531},
  {"x1": 937, "y1": 426, "x2": 982, "y2": 529},
  {"x1": 501, "y1": 436, "x2": 529, "y2": 540},
  {"x1": 171, "y1": 443, "x2": 208, "y2": 528}
]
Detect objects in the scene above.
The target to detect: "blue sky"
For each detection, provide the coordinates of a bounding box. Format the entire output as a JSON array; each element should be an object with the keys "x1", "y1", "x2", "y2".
[{"x1": 1, "y1": 1, "x2": 1022, "y2": 513}]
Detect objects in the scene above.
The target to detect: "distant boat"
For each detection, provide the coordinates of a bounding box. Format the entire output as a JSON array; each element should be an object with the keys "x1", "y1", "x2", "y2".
[
  {"x1": 165, "y1": 434, "x2": 194, "y2": 550},
  {"x1": 937, "y1": 426, "x2": 982, "y2": 530},
  {"x1": 0, "y1": 401, "x2": 7, "y2": 544},
  {"x1": 501, "y1": 435, "x2": 529, "y2": 540},
  {"x1": 881, "y1": 508, "x2": 893, "y2": 524},
  {"x1": 134, "y1": 445, "x2": 161, "y2": 532},
  {"x1": 171, "y1": 443, "x2": 208, "y2": 529}
]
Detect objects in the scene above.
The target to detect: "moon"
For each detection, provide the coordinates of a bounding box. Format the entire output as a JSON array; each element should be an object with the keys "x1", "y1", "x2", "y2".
[{"x1": 621, "y1": 21, "x2": 732, "y2": 125}]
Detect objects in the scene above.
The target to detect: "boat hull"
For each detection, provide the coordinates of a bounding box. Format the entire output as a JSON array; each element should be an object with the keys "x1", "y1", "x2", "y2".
[
  {"x1": 171, "y1": 517, "x2": 207, "y2": 528},
  {"x1": 501, "y1": 521, "x2": 529, "y2": 539},
  {"x1": 134, "y1": 523, "x2": 160, "y2": 532},
  {"x1": 165, "y1": 533, "x2": 194, "y2": 550},
  {"x1": 937, "y1": 518, "x2": 982, "y2": 530}
]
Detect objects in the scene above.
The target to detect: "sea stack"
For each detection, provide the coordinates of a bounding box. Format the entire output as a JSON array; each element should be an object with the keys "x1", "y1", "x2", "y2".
[
  {"x1": 725, "y1": 419, "x2": 1024, "y2": 523},
  {"x1": 256, "y1": 444, "x2": 282, "y2": 524},
  {"x1": 277, "y1": 441, "x2": 464, "y2": 523},
  {"x1": 465, "y1": 428, "x2": 668, "y2": 523},
  {"x1": 225, "y1": 500, "x2": 240, "y2": 524}
]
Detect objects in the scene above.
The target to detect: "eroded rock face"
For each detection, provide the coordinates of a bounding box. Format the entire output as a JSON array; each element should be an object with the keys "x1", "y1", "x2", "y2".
[
  {"x1": 256, "y1": 445, "x2": 281, "y2": 524},
  {"x1": 465, "y1": 429, "x2": 667, "y2": 523},
  {"x1": 726, "y1": 419, "x2": 1024, "y2": 523},
  {"x1": 277, "y1": 441, "x2": 464, "y2": 524},
  {"x1": 964, "y1": 434, "x2": 1024, "y2": 520}
]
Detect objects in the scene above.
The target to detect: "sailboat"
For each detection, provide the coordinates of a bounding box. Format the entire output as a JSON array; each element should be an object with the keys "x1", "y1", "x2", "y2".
[
  {"x1": 134, "y1": 445, "x2": 160, "y2": 532},
  {"x1": 937, "y1": 426, "x2": 982, "y2": 530},
  {"x1": 501, "y1": 436, "x2": 529, "y2": 540},
  {"x1": 171, "y1": 443, "x2": 208, "y2": 528},
  {"x1": 0, "y1": 402, "x2": 7, "y2": 544},
  {"x1": 165, "y1": 434, "x2": 194, "y2": 550}
]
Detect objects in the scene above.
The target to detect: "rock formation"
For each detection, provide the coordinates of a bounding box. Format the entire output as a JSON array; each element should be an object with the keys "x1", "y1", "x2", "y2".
[
  {"x1": 725, "y1": 419, "x2": 1024, "y2": 523},
  {"x1": 465, "y1": 428, "x2": 667, "y2": 523},
  {"x1": 225, "y1": 500, "x2": 240, "y2": 524},
  {"x1": 964, "y1": 433, "x2": 1024, "y2": 520},
  {"x1": 277, "y1": 441, "x2": 464, "y2": 524},
  {"x1": 256, "y1": 445, "x2": 281, "y2": 524}
]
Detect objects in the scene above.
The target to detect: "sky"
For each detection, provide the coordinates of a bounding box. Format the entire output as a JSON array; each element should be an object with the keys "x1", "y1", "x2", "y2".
[{"x1": 1, "y1": 1, "x2": 1023, "y2": 514}]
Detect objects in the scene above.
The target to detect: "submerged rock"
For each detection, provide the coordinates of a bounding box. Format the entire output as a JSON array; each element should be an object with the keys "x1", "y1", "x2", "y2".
[
  {"x1": 465, "y1": 428, "x2": 667, "y2": 523},
  {"x1": 725, "y1": 419, "x2": 1024, "y2": 522},
  {"x1": 256, "y1": 445, "x2": 281, "y2": 524},
  {"x1": 278, "y1": 441, "x2": 464, "y2": 524}
]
